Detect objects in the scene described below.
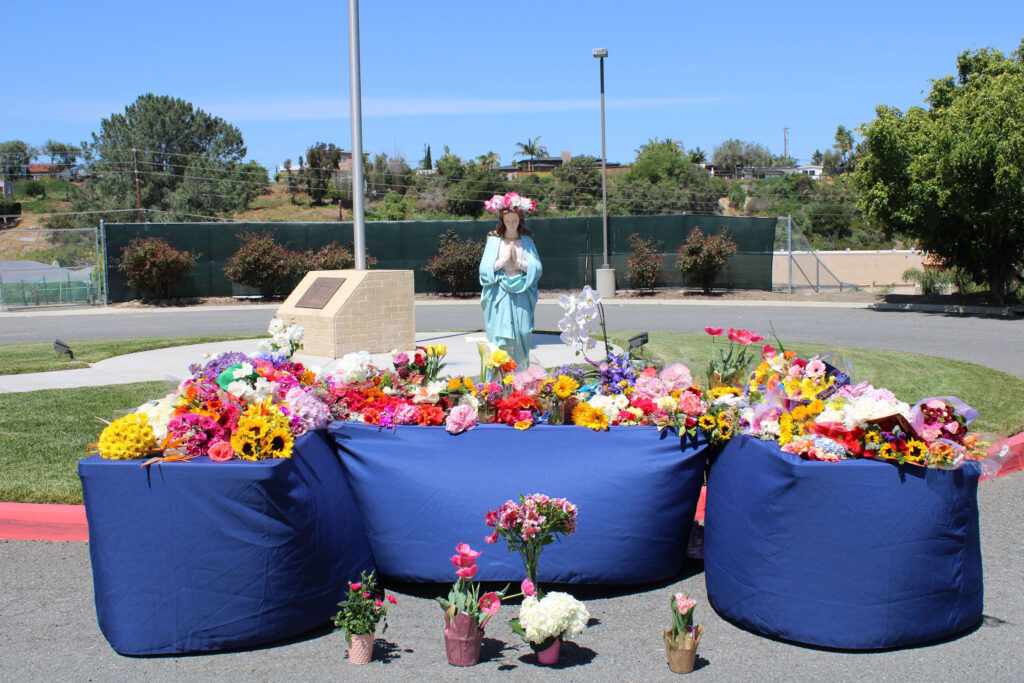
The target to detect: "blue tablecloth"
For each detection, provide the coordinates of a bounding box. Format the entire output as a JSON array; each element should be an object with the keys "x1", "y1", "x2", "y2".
[
  {"x1": 703, "y1": 435, "x2": 983, "y2": 649},
  {"x1": 78, "y1": 430, "x2": 374, "y2": 655},
  {"x1": 329, "y1": 423, "x2": 709, "y2": 584}
]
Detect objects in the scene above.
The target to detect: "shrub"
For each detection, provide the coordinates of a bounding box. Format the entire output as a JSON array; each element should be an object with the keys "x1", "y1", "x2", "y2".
[
  {"x1": 676, "y1": 227, "x2": 737, "y2": 294},
  {"x1": 625, "y1": 233, "x2": 664, "y2": 290},
  {"x1": 0, "y1": 198, "x2": 21, "y2": 225},
  {"x1": 295, "y1": 242, "x2": 378, "y2": 273},
  {"x1": 118, "y1": 237, "x2": 196, "y2": 299},
  {"x1": 24, "y1": 180, "x2": 45, "y2": 198},
  {"x1": 422, "y1": 229, "x2": 484, "y2": 294},
  {"x1": 224, "y1": 232, "x2": 297, "y2": 298}
]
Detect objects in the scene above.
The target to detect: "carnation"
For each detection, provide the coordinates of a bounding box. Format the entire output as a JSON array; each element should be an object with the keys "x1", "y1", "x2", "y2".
[
  {"x1": 659, "y1": 364, "x2": 692, "y2": 393},
  {"x1": 283, "y1": 387, "x2": 331, "y2": 433},
  {"x1": 445, "y1": 404, "x2": 478, "y2": 435}
]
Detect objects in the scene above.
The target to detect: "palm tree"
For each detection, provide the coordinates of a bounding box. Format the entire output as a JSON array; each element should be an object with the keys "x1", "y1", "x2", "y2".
[
  {"x1": 476, "y1": 151, "x2": 500, "y2": 169},
  {"x1": 514, "y1": 136, "x2": 548, "y2": 169}
]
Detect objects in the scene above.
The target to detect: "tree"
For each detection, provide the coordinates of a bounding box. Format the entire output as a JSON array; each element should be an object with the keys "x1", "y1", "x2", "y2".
[
  {"x1": 712, "y1": 139, "x2": 772, "y2": 175},
  {"x1": 811, "y1": 149, "x2": 824, "y2": 165},
  {"x1": 514, "y1": 136, "x2": 548, "y2": 165},
  {"x1": 43, "y1": 140, "x2": 78, "y2": 173},
  {"x1": 82, "y1": 94, "x2": 247, "y2": 220},
  {"x1": 421, "y1": 144, "x2": 432, "y2": 170},
  {"x1": 0, "y1": 140, "x2": 35, "y2": 179},
  {"x1": 856, "y1": 39, "x2": 1024, "y2": 302},
  {"x1": 688, "y1": 147, "x2": 708, "y2": 165},
  {"x1": 476, "y1": 151, "x2": 500, "y2": 169},
  {"x1": 677, "y1": 227, "x2": 737, "y2": 294},
  {"x1": 552, "y1": 155, "x2": 601, "y2": 208},
  {"x1": 422, "y1": 229, "x2": 485, "y2": 294},
  {"x1": 304, "y1": 142, "x2": 342, "y2": 204}
]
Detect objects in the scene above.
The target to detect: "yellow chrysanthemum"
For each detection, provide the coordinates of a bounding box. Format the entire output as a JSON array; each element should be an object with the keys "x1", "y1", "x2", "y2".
[
  {"x1": 502, "y1": 374, "x2": 514, "y2": 385},
  {"x1": 448, "y1": 377, "x2": 463, "y2": 392},
  {"x1": 791, "y1": 405, "x2": 808, "y2": 421},
  {"x1": 552, "y1": 375, "x2": 580, "y2": 399},
  {"x1": 778, "y1": 414, "x2": 794, "y2": 446},
  {"x1": 698, "y1": 414, "x2": 717, "y2": 431},
  {"x1": 808, "y1": 399, "x2": 825, "y2": 416},
  {"x1": 94, "y1": 413, "x2": 158, "y2": 460},
  {"x1": 514, "y1": 420, "x2": 532, "y2": 430}
]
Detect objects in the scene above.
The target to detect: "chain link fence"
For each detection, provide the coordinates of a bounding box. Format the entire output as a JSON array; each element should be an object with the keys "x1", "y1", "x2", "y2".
[
  {"x1": 774, "y1": 216, "x2": 857, "y2": 292},
  {"x1": 0, "y1": 227, "x2": 103, "y2": 309}
]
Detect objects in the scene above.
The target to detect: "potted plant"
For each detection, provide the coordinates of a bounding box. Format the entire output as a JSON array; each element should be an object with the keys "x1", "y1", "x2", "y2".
[
  {"x1": 436, "y1": 543, "x2": 507, "y2": 666},
  {"x1": 663, "y1": 592, "x2": 704, "y2": 674},
  {"x1": 510, "y1": 586, "x2": 590, "y2": 666},
  {"x1": 332, "y1": 571, "x2": 396, "y2": 665}
]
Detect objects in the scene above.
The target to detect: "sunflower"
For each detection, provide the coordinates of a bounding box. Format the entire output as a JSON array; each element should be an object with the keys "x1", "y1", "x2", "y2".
[
  {"x1": 698, "y1": 414, "x2": 717, "y2": 431},
  {"x1": 878, "y1": 443, "x2": 896, "y2": 460},
  {"x1": 718, "y1": 423, "x2": 734, "y2": 440},
  {"x1": 864, "y1": 431, "x2": 882, "y2": 445},
  {"x1": 261, "y1": 425, "x2": 295, "y2": 459},
  {"x1": 717, "y1": 413, "x2": 731, "y2": 428},
  {"x1": 905, "y1": 439, "x2": 928, "y2": 462},
  {"x1": 232, "y1": 431, "x2": 260, "y2": 460},
  {"x1": 553, "y1": 375, "x2": 580, "y2": 399}
]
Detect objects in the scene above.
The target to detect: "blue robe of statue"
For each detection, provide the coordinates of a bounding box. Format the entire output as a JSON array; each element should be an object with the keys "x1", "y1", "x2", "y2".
[{"x1": 479, "y1": 234, "x2": 542, "y2": 367}]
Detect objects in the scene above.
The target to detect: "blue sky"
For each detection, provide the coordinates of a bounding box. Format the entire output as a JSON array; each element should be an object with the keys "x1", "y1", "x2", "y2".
[{"x1": 5, "y1": 1, "x2": 1024, "y2": 171}]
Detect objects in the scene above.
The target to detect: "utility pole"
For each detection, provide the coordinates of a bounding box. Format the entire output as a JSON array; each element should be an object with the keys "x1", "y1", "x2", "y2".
[
  {"x1": 783, "y1": 127, "x2": 789, "y2": 160},
  {"x1": 132, "y1": 148, "x2": 144, "y2": 223}
]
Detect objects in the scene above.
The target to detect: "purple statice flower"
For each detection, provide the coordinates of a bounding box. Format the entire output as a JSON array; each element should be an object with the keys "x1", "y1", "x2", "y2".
[
  {"x1": 189, "y1": 351, "x2": 258, "y2": 382},
  {"x1": 554, "y1": 363, "x2": 588, "y2": 384}
]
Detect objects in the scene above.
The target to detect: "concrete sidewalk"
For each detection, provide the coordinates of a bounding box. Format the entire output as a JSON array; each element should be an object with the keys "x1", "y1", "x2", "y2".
[{"x1": 0, "y1": 332, "x2": 602, "y2": 393}]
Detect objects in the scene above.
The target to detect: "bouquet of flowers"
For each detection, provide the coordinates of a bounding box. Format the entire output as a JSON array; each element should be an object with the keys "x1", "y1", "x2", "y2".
[
  {"x1": 663, "y1": 592, "x2": 704, "y2": 674},
  {"x1": 332, "y1": 570, "x2": 397, "y2": 642},
  {"x1": 485, "y1": 493, "x2": 578, "y2": 586},
  {"x1": 705, "y1": 326, "x2": 763, "y2": 387}
]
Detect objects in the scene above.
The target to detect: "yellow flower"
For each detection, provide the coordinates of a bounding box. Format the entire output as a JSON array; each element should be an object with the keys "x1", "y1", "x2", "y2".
[
  {"x1": 864, "y1": 431, "x2": 882, "y2": 445},
  {"x1": 879, "y1": 443, "x2": 896, "y2": 460},
  {"x1": 514, "y1": 420, "x2": 532, "y2": 430},
  {"x1": 717, "y1": 413, "x2": 730, "y2": 428},
  {"x1": 791, "y1": 405, "x2": 808, "y2": 421},
  {"x1": 719, "y1": 423, "x2": 734, "y2": 440},
  {"x1": 552, "y1": 375, "x2": 580, "y2": 399},
  {"x1": 448, "y1": 377, "x2": 463, "y2": 392},
  {"x1": 502, "y1": 374, "x2": 514, "y2": 385},
  {"x1": 808, "y1": 399, "x2": 825, "y2": 416},
  {"x1": 905, "y1": 439, "x2": 928, "y2": 462},
  {"x1": 437, "y1": 344, "x2": 447, "y2": 355},
  {"x1": 463, "y1": 376, "x2": 475, "y2": 391},
  {"x1": 485, "y1": 350, "x2": 510, "y2": 369},
  {"x1": 698, "y1": 414, "x2": 717, "y2": 431},
  {"x1": 262, "y1": 425, "x2": 294, "y2": 459},
  {"x1": 94, "y1": 413, "x2": 157, "y2": 460},
  {"x1": 571, "y1": 402, "x2": 608, "y2": 431}
]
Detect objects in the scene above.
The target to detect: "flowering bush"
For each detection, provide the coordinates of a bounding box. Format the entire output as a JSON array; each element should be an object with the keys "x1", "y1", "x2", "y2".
[
  {"x1": 436, "y1": 543, "x2": 505, "y2": 628},
  {"x1": 512, "y1": 591, "x2": 590, "y2": 649},
  {"x1": 485, "y1": 494, "x2": 578, "y2": 585},
  {"x1": 223, "y1": 231, "x2": 297, "y2": 298},
  {"x1": 625, "y1": 232, "x2": 664, "y2": 290},
  {"x1": 118, "y1": 237, "x2": 196, "y2": 299},
  {"x1": 676, "y1": 227, "x2": 737, "y2": 294},
  {"x1": 423, "y1": 229, "x2": 485, "y2": 294},
  {"x1": 332, "y1": 570, "x2": 396, "y2": 639}
]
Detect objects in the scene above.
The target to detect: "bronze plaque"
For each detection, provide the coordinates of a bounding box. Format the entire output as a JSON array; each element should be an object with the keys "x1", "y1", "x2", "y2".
[{"x1": 296, "y1": 277, "x2": 346, "y2": 309}]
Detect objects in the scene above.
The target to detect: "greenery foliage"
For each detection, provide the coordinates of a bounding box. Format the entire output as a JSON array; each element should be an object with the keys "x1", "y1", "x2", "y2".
[
  {"x1": 223, "y1": 232, "x2": 296, "y2": 298},
  {"x1": 0, "y1": 140, "x2": 35, "y2": 179},
  {"x1": 676, "y1": 227, "x2": 737, "y2": 293},
  {"x1": 423, "y1": 229, "x2": 485, "y2": 293},
  {"x1": 118, "y1": 237, "x2": 197, "y2": 299},
  {"x1": 856, "y1": 39, "x2": 1024, "y2": 301},
  {"x1": 624, "y1": 232, "x2": 664, "y2": 290},
  {"x1": 304, "y1": 142, "x2": 342, "y2": 204}
]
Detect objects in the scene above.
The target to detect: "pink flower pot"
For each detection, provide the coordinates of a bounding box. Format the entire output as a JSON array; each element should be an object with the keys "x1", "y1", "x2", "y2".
[
  {"x1": 444, "y1": 612, "x2": 484, "y2": 666},
  {"x1": 347, "y1": 633, "x2": 374, "y2": 665},
  {"x1": 536, "y1": 638, "x2": 561, "y2": 665}
]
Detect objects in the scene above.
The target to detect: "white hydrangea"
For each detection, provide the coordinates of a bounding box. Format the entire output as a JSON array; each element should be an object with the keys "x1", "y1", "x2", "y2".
[
  {"x1": 333, "y1": 351, "x2": 373, "y2": 383},
  {"x1": 588, "y1": 393, "x2": 629, "y2": 422},
  {"x1": 817, "y1": 395, "x2": 910, "y2": 431},
  {"x1": 518, "y1": 592, "x2": 590, "y2": 645}
]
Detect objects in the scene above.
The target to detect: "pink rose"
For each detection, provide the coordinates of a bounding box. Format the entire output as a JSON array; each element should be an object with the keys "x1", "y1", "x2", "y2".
[
  {"x1": 445, "y1": 404, "x2": 478, "y2": 435},
  {"x1": 478, "y1": 592, "x2": 500, "y2": 614},
  {"x1": 521, "y1": 578, "x2": 536, "y2": 597},
  {"x1": 362, "y1": 592, "x2": 371, "y2": 598},
  {"x1": 208, "y1": 441, "x2": 235, "y2": 462},
  {"x1": 455, "y1": 564, "x2": 478, "y2": 580},
  {"x1": 704, "y1": 327, "x2": 724, "y2": 336},
  {"x1": 349, "y1": 582, "x2": 361, "y2": 591},
  {"x1": 393, "y1": 352, "x2": 409, "y2": 366},
  {"x1": 375, "y1": 598, "x2": 383, "y2": 608}
]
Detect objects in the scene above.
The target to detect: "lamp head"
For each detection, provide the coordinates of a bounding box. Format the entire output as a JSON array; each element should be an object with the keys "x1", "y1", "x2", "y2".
[{"x1": 592, "y1": 48, "x2": 608, "y2": 59}]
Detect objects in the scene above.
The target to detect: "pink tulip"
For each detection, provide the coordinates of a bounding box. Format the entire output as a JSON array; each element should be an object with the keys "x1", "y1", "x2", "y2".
[
  {"x1": 478, "y1": 592, "x2": 500, "y2": 615},
  {"x1": 455, "y1": 542, "x2": 482, "y2": 561},
  {"x1": 704, "y1": 327, "x2": 724, "y2": 336},
  {"x1": 455, "y1": 564, "x2": 478, "y2": 579},
  {"x1": 521, "y1": 578, "x2": 536, "y2": 597},
  {"x1": 762, "y1": 344, "x2": 777, "y2": 360},
  {"x1": 451, "y1": 553, "x2": 476, "y2": 569}
]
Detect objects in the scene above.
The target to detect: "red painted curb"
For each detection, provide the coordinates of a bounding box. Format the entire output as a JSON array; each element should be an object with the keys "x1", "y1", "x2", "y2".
[{"x1": 0, "y1": 503, "x2": 88, "y2": 541}]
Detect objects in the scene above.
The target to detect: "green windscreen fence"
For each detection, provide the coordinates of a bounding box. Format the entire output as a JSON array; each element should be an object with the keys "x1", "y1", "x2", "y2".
[{"x1": 104, "y1": 215, "x2": 775, "y2": 301}]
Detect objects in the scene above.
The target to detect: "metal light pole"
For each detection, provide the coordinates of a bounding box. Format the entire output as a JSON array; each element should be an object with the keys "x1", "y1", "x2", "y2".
[
  {"x1": 593, "y1": 48, "x2": 615, "y2": 298},
  {"x1": 348, "y1": 0, "x2": 366, "y2": 269}
]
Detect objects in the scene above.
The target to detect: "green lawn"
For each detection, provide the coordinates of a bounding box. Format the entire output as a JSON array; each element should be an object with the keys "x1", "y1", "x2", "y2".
[
  {"x1": 0, "y1": 382, "x2": 165, "y2": 504},
  {"x1": 11, "y1": 177, "x2": 80, "y2": 213},
  {"x1": 1, "y1": 333, "x2": 267, "y2": 374}
]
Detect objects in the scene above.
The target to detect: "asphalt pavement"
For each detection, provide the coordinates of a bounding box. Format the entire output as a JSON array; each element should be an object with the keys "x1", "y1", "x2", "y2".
[{"x1": 2, "y1": 471, "x2": 1021, "y2": 681}]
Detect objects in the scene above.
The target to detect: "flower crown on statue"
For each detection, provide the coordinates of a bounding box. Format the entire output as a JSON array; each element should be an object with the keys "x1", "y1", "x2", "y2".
[{"x1": 484, "y1": 192, "x2": 536, "y2": 214}]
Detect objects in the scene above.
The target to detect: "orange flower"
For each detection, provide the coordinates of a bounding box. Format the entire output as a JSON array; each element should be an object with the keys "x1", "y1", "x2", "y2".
[
  {"x1": 184, "y1": 385, "x2": 198, "y2": 401},
  {"x1": 783, "y1": 350, "x2": 797, "y2": 360}
]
